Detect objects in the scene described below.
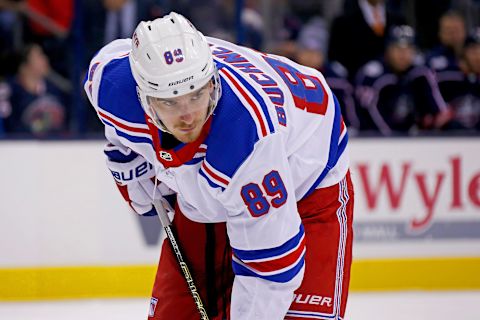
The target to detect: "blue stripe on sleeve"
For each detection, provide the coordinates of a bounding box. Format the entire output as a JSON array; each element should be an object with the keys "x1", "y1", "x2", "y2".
[
  {"x1": 199, "y1": 168, "x2": 226, "y2": 191},
  {"x1": 233, "y1": 224, "x2": 304, "y2": 261},
  {"x1": 104, "y1": 148, "x2": 138, "y2": 163},
  {"x1": 232, "y1": 252, "x2": 305, "y2": 283},
  {"x1": 102, "y1": 120, "x2": 153, "y2": 145}
]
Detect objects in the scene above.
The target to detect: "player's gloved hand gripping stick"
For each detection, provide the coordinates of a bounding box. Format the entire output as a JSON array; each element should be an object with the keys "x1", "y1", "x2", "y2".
[{"x1": 152, "y1": 199, "x2": 210, "y2": 320}]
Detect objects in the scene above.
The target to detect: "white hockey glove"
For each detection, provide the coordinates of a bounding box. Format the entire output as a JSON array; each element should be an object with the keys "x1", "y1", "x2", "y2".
[{"x1": 105, "y1": 144, "x2": 175, "y2": 216}]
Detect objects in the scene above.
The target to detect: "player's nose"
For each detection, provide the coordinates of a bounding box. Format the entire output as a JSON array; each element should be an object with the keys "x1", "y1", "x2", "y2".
[{"x1": 179, "y1": 110, "x2": 194, "y2": 123}]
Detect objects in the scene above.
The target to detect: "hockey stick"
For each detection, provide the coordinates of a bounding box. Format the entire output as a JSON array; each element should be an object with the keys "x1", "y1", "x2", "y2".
[{"x1": 152, "y1": 199, "x2": 210, "y2": 320}]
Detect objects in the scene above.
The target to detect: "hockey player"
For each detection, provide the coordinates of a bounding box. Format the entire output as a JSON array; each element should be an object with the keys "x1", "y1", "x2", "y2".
[
  {"x1": 425, "y1": 10, "x2": 467, "y2": 103},
  {"x1": 438, "y1": 28, "x2": 480, "y2": 131},
  {"x1": 84, "y1": 12, "x2": 354, "y2": 320},
  {"x1": 355, "y1": 25, "x2": 452, "y2": 135}
]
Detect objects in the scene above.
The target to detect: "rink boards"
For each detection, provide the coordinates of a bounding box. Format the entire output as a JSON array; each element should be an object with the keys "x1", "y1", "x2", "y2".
[{"x1": 1, "y1": 138, "x2": 479, "y2": 300}]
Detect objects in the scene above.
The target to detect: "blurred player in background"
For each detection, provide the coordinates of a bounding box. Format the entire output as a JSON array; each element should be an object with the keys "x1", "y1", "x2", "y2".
[
  {"x1": 295, "y1": 16, "x2": 360, "y2": 133},
  {"x1": 445, "y1": 27, "x2": 480, "y2": 131},
  {"x1": 355, "y1": 25, "x2": 453, "y2": 135},
  {"x1": 425, "y1": 11, "x2": 467, "y2": 107},
  {"x1": 328, "y1": 0, "x2": 405, "y2": 80},
  {"x1": 84, "y1": 12, "x2": 354, "y2": 320}
]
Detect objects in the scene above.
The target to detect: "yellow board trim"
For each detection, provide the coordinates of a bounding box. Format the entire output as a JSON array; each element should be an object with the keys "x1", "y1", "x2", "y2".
[
  {"x1": 1, "y1": 258, "x2": 479, "y2": 301},
  {"x1": 0, "y1": 265, "x2": 157, "y2": 301},
  {"x1": 350, "y1": 257, "x2": 480, "y2": 291}
]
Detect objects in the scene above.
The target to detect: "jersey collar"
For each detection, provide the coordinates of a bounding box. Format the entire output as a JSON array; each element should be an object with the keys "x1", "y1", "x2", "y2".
[{"x1": 146, "y1": 115, "x2": 211, "y2": 168}]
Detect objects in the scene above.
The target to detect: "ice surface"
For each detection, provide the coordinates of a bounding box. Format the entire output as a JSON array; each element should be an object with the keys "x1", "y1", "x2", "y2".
[{"x1": 0, "y1": 291, "x2": 478, "y2": 319}]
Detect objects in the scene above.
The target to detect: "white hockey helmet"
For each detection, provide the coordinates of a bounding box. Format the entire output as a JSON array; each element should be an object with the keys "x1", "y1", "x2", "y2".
[{"x1": 129, "y1": 12, "x2": 221, "y2": 132}]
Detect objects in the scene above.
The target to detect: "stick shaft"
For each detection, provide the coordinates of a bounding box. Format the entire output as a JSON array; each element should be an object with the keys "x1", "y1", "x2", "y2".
[{"x1": 153, "y1": 200, "x2": 209, "y2": 320}]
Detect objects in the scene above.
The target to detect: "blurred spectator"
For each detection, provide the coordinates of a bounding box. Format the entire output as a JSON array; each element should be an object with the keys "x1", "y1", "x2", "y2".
[
  {"x1": 451, "y1": 0, "x2": 480, "y2": 30},
  {"x1": 410, "y1": 0, "x2": 451, "y2": 50},
  {"x1": 22, "y1": 0, "x2": 74, "y2": 77},
  {"x1": 280, "y1": 0, "x2": 343, "y2": 29},
  {"x1": 168, "y1": 0, "x2": 232, "y2": 38},
  {"x1": 0, "y1": 79, "x2": 11, "y2": 136},
  {"x1": 103, "y1": 0, "x2": 137, "y2": 44},
  {"x1": 282, "y1": 0, "x2": 323, "y2": 41},
  {"x1": 0, "y1": 50, "x2": 10, "y2": 136},
  {"x1": 328, "y1": 0, "x2": 405, "y2": 80},
  {"x1": 81, "y1": 0, "x2": 165, "y2": 132},
  {"x1": 278, "y1": 0, "x2": 327, "y2": 47},
  {"x1": 102, "y1": 0, "x2": 160, "y2": 44},
  {"x1": 0, "y1": 1, "x2": 19, "y2": 135},
  {"x1": 354, "y1": 25, "x2": 452, "y2": 135},
  {"x1": 0, "y1": 61, "x2": 12, "y2": 137},
  {"x1": 26, "y1": 0, "x2": 73, "y2": 37},
  {"x1": 0, "y1": 0, "x2": 22, "y2": 51},
  {"x1": 240, "y1": 0, "x2": 263, "y2": 49},
  {"x1": 426, "y1": 11, "x2": 467, "y2": 103},
  {"x1": 441, "y1": 28, "x2": 480, "y2": 131},
  {"x1": 4, "y1": 43, "x2": 67, "y2": 137},
  {"x1": 295, "y1": 17, "x2": 360, "y2": 131},
  {"x1": 288, "y1": 0, "x2": 324, "y2": 23},
  {"x1": 82, "y1": 0, "x2": 164, "y2": 66}
]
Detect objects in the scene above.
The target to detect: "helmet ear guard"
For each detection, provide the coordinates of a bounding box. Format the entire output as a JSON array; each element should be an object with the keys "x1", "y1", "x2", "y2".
[{"x1": 129, "y1": 12, "x2": 222, "y2": 132}]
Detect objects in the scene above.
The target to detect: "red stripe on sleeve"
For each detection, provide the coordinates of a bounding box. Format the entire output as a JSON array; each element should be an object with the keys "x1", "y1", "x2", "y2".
[{"x1": 243, "y1": 236, "x2": 306, "y2": 273}]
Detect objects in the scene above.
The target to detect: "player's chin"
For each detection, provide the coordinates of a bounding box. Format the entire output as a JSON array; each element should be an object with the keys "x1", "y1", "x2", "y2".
[{"x1": 174, "y1": 129, "x2": 201, "y2": 143}]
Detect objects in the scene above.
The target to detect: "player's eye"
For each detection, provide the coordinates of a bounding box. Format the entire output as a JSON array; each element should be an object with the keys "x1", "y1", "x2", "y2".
[
  {"x1": 191, "y1": 90, "x2": 204, "y2": 101},
  {"x1": 162, "y1": 100, "x2": 175, "y2": 107}
]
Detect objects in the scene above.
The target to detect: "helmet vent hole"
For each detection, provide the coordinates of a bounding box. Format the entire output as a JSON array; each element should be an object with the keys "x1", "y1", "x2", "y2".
[
  {"x1": 146, "y1": 53, "x2": 151, "y2": 60},
  {"x1": 148, "y1": 81, "x2": 158, "y2": 87},
  {"x1": 173, "y1": 90, "x2": 178, "y2": 95},
  {"x1": 148, "y1": 25, "x2": 152, "y2": 31},
  {"x1": 201, "y1": 64, "x2": 207, "y2": 72},
  {"x1": 190, "y1": 85, "x2": 194, "y2": 90},
  {"x1": 171, "y1": 19, "x2": 175, "y2": 24},
  {"x1": 191, "y1": 39, "x2": 194, "y2": 46}
]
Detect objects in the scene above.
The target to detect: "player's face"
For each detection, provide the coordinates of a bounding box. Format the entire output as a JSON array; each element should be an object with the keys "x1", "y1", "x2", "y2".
[
  {"x1": 439, "y1": 16, "x2": 466, "y2": 49},
  {"x1": 148, "y1": 82, "x2": 213, "y2": 143},
  {"x1": 27, "y1": 45, "x2": 50, "y2": 77},
  {"x1": 464, "y1": 45, "x2": 480, "y2": 74},
  {"x1": 386, "y1": 44, "x2": 415, "y2": 73}
]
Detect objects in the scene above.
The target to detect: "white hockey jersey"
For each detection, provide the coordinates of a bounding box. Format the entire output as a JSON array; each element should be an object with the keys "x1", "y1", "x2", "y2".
[{"x1": 84, "y1": 37, "x2": 349, "y2": 319}]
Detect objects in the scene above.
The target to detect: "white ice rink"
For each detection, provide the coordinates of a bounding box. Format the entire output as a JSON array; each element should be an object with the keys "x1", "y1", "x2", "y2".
[{"x1": 0, "y1": 291, "x2": 478, "y2": 320}]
